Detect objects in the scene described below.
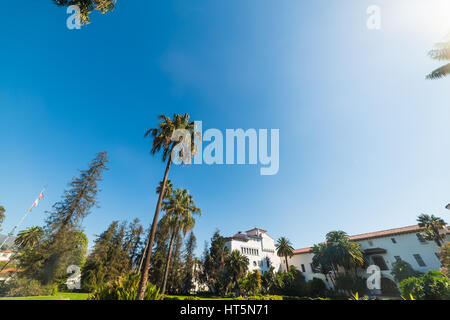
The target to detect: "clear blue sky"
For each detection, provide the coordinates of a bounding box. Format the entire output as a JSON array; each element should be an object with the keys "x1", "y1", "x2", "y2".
[{"x1": 1, "y1": 0, "x2": 450, "y2": 256}]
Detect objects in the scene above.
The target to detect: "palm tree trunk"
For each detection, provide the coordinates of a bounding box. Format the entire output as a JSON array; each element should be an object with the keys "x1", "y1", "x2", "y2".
[
  {"x1": 432, "y1": 226, "x2": 442, "y2": 247},
  {"x1": 285, "y1": 256, "x2": 289, "y2": 272},
  {"x1": 137, "y1": 148, "x2": 174, "y2": 300},
  {"x1": 161, "y1": 216, "x2": 180, "y2": 298}
]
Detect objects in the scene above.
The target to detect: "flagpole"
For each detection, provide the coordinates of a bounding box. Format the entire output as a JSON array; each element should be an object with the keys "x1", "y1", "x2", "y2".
[{"x1": 0, "y1": 188, "x2": 45, "y2": 250}]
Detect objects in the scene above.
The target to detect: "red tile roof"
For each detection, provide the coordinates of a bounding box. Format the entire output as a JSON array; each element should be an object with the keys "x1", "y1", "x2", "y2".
[{"x1": 348, "y1": 225, "x2": 423, "y2": 241}]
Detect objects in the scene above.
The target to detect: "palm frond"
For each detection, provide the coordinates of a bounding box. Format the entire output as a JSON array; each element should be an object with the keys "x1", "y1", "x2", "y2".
[{"x1": 426, "y1": 63, "x2": 450, "y2": 79}]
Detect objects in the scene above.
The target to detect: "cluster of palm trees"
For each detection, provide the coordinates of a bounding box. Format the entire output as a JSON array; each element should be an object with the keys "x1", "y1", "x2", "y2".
[{"x1": 137, "y1": 113, "x2": 198, "y2": 300}]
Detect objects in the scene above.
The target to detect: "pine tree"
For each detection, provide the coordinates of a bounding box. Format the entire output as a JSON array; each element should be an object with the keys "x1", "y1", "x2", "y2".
[
  {"x1": 124, "y1": 218, "x2": 144, "y2": 270},
  {"x1": 20, "y1": 151, "x2": 108, "y2": 284},
  {"x1": 82, "y1": 221, "x2": 131, "y2": 291},
  {"x1": 181, "y1": 232, "x2": 197, "y2": 294}
]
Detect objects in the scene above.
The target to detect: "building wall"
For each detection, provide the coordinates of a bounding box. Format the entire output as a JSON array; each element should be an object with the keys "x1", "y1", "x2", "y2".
[
  {"x1": 0, "y1": 251, "x2": 12, "y2": 262},
  {"x1": 225, "y1": 232, "x2": 281, "y2": 274},
  {"x1": 288, "y1": 231, "x2": 448, "y2": 291}
]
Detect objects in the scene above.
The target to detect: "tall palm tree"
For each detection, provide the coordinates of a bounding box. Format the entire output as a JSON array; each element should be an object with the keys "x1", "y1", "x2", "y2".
[
  {"x1": 137, "y1": 114, "x2": 197, "y2": 300},
  {"x1": 426, "y1": 38, "x2": 450, "y2": 79},
  {"x1": 417, "y1": 214, "x2": 447, "y2": 247},
  {"x1": 276, "y1": 237, "x2": 294, "y2": 272},
  {"x1": 137, "y1": 179, "x2": 174, "y2": 272},
  {"x1": 15, "y1": 226, "x2": 43, "y2": 249},
  {"x1": 227, "y1": 249, "x2": 249, "y2": 295},
  {"x1": 160, "y1": 189, "x2": 200, "y2": 298}
]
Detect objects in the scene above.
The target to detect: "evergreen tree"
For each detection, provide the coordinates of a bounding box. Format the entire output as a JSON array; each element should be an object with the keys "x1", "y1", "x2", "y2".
[
  {"x1": 82, "y1": 221, "x2": 131, "y2": 291},
  {"x1": 124, "y1": 218, "x2": 144, "y2": 270},
  {"x1": 19, "y1": 151, "x2": 108, "y2": 284},
  {"x1": 181, "y1": 232, "x2": 197, "y2": 294},
  {"x1": 201, "y1": 230, "x2": 230, "y2": 294}
]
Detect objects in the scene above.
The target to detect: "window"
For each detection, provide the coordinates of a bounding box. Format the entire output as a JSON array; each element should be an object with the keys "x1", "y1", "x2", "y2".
[
  {"x1": 391, "y1": 238, "x2": 397, "y2": 244},
  {"x1": 394, "y1": 256, "x2": 402, "y2": 262},
  {"x1": 413, "y1": 254, "x2": 426, "y2": 267},
  {"x1": 368, "y1": 240, "x2": 374, "y2": 246},
  {"x1": 416, "y1": 233, "x2": 426, "y2": 243},
  {"x1": 372, "y1": 256, "x2": 389, "y2": 270},
  {"x1": 253, "y1": 261, "x2": 257, "y2": 266},
  {"x1": 301, "y1": 264, "x2": 306, "y2": 272}
]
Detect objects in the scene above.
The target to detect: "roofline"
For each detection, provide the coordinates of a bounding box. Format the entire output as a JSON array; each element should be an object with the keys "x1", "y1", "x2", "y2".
[
  {"x1": 293, "y1": 224, "x2": 447, "y2": 255},
  {"x1": 245, "y1": 228, "x2": 267, "y2": 233}
]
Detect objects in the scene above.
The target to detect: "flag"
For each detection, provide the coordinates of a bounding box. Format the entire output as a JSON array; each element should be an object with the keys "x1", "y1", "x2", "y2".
[{"x1": 29, "y1": 191, "x2": 44, "y2": 212}]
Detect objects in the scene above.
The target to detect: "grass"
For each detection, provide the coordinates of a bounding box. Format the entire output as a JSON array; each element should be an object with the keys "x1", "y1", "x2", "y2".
[
  {"x1": 165, "y1": 294, "x2": 233, "y2": 300},
  {"x1": 0, "y1": 292, "x2": 89, "y2": 300}
]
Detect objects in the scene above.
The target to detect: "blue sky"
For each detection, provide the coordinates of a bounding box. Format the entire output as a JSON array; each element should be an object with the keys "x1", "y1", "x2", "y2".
[{"x1": 1, "y1": 0, "x2": 450, "y2": 255}]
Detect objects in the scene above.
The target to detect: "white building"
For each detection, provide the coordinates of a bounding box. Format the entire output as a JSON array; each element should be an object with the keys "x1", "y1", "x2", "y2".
[
  {"x1": 288, "y1": 225, "x2": 449, "y2": 295},
  {"x1": 0, "y1": 250, "x2": 12, "y2": 262},
  {"x1": 225, "y1": 228, "x2": 282, "y2": 274}
]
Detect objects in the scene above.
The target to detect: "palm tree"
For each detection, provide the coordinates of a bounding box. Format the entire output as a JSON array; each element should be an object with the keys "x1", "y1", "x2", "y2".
[
  {"x1": 160, "y1": 189, "x2": 200, "y2": 298},
  {"x1": 0, "y1": 226, "x2": 43, "y2": 273},
  {"x1": 15, "y1": 226, "x2": 43, "y2": 249},
  {"x1": 227, "y1": 250, "x2": 249, "y2": 296},
  {"x1": 137, "y1": 179, "x2": 174, "y2": 272},
  {"x1": 137, "y1": 114, "x2": 197, "y2": 300},
  {"x1": 426, "y1": 38, "x2": 450, "y2": 79},
  {"x1": 276, "y1": 237, "x2": 294, "y2": 272},
  {"x1": 417, "y1": 214, "x2": 447, "y2": 247}
]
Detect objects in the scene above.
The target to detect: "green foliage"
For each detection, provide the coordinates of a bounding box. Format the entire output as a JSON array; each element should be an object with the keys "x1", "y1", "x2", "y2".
[
  {"x1": 271, "y1": 266, "x2": 307, "y2": 297},
  {"x1": 400, "y1": 270, "x2": 450, "y2": 300},
  {"x1": 0, "y1": 276, "x2": 57, "y2": 297},
  {"x1": 15, "y1": 226, "x2": 43, "y2": 249},
  {"x1": 439, "y1": 242, "x2": 450, "y2": 277},
  {"x1": 53, "y1": 0, "x2": 117, "y2": 24},
  {"x1": 417, "y1": 214, "x2": 447, "y2": 247},
  {"x1": 226, "y1": 250, "x2": 249, "y2": 295},
  {"x1": 181, "y1": 232, "x2": 197, "y2": 294},
  {"x1": 88, "y1": 274, "x2": 161, "y2": 300},
  {"x1": 240, "y1": 270, "x2": 262, "y2": 296},
  {"x1": 306, "y1": 278, "x2": 328, "y2": 297},
  {"x1": 390, "y1": 260, "x2": 422, "y2": 283},
  {"x1": 82, "y1": 221, "x2": 132, "y2": 292},
  {"x1": 334, "y1": 274, "x2": 368, "y2": 295},
  {"x1": 160, "y1": 188, "x2": 200, "y2": 296},
  {"x1": 246, "y1": 294, "x2": 283, "y2": 300},
  {"x1": 311, "y1": 230, "x2": 364, "y2": 289},
  {"x1": 201, "y1": 230, "x2": 230, "y2": 294},
  {"x1": 276, "y1": 237, "x2": 294, "y2": 271},
  {"x1": 19, "y1": 152, "x2": 108, "y2": 285},
  {"x1": 349, "y1": 292, "x2": 369, "y2": 300}
]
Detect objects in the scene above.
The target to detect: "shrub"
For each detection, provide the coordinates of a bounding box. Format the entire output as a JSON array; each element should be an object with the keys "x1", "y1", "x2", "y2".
[
  {"x1": 400, "y1": 271, "x2": 450, "y2": 300},
  {"x1": 306, "y1": 278, "x2": 328, "y2": 297},
  {"x1": 88, "y1": 274, "x2": 161, "y2": 300},
  {"x1": 246, "y1": 294, "x2": 283, "y2": 300},
  {"x1": 334, "y1": 274, "x2": 368, "y2": 296},
  {"x1": 0, "y1": 276, "x2": 57, "y2": 297}
]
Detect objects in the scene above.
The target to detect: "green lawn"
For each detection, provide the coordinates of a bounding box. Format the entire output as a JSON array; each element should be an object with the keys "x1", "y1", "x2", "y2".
[
  {"x1": 0, "y1": 292, "x2": 89, "y2": 300},
  {"x1": 165, "y1": 295, "x2": 233, "y2": 300}
]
